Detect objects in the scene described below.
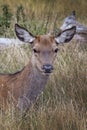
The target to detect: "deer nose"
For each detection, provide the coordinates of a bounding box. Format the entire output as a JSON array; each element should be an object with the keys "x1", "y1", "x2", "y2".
[{"x1": 42, "y1": 64, "x2": 53, "y2": 73}]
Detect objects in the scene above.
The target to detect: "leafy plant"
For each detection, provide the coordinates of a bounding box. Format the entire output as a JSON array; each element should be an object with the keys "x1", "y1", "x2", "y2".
[{"x1": 0, "y1": 4, "x2": 12, "y2": 36}]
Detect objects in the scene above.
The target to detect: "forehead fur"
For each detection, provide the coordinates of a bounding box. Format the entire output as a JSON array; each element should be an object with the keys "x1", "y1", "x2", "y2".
[{"x1": 35, "y1": 35, "x2": 55, "y2": 46}]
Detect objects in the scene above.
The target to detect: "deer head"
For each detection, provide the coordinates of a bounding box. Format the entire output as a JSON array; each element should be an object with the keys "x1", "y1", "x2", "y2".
[{"x1": 15, "y1": 24, "x2": 76, "y2": 75}]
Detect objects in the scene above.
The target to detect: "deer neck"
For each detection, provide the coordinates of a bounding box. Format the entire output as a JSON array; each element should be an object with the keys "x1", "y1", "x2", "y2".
[{"x1": 17, "y1": 60, "x2": 49, "y2": 111}]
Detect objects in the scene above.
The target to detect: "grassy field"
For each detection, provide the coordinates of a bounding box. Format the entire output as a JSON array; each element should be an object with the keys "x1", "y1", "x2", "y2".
[
  {"x1": 0, "y1": 0, "x2": 87, "y2": 130},
  {"x1": 0, "y1": 41, "x2": 87, "y2": 130}
]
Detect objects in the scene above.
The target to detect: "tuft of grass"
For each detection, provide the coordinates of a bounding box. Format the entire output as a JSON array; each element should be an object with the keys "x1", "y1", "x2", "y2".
[{"x1": 0, "y1": 44, "x2": 31, "y2": 73}]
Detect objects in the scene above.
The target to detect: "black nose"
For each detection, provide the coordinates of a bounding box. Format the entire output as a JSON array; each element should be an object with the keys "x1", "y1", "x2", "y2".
[{"x1": 42, "y1": 64, "x2": 53, "y2": 73}]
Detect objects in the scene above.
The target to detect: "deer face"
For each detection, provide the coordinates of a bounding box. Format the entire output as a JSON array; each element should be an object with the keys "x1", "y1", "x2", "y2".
[
  {"x1": 31, "y1": 35, "x2": 58, "y2": 74},
  {"x1": 15, "y1": 24, "x2": 76, "y2": 74}
]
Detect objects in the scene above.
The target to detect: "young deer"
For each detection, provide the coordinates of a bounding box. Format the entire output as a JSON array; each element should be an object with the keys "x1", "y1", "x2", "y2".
[
  {"x1": 60, "y1": 11, "x2": 87, "y2": 42},
  {"x1": 0, "y1": 24, "x2": 76, "y2": 111}
]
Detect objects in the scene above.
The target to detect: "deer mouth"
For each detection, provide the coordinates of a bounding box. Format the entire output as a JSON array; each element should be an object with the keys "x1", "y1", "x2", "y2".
[
  {"x1": 44, "y1": 69, "x2": 53, "y2": 74},
  {"x1": 42, "y1": 71, "x2": 53, "y2": 76}
]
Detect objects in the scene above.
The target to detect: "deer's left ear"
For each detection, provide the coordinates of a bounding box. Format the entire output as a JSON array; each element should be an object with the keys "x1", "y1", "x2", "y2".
[
  {"x1": 55, "y1": 26, "x2": 76, "y2": 44},
  {"x1": 15, "y1": 24, "x2": 35, "y2": 43}
]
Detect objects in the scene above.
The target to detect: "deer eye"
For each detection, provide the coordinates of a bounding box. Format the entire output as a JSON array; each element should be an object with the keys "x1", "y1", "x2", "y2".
[
  {"x1": 54, "y1": 48, "x2": 58, "y2": 53},
  {"x1": 33, "y1": 49, "x2": 40, "y2": 53}
]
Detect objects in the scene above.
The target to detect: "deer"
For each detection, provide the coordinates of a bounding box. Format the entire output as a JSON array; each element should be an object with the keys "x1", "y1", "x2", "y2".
[
  {"x1": 0, "y1": 24, "x2": 76, "y2": 111},
  {"x1": 60, "y1": 11, "x2": 87, "y2": 43}
]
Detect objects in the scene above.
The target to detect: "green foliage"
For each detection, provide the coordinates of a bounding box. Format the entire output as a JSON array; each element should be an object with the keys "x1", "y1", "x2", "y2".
[
  {"x1": 0, "y1": 4, "x2": 12, "y2": 36},
  {"x1": 16, "y1": 5, "x2": 26, "y2": 23},
  {"x1": 1, "y1": 4, "x2": 12, "y2": 28}
]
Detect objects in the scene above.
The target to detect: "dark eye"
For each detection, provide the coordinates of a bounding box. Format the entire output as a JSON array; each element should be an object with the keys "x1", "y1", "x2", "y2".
[
  {"x1": 54, "y1": 48, "x2": 58, "y2": 53},
  {"x1": 33, "y1": 49, "x2": 40, "y2": 53}
]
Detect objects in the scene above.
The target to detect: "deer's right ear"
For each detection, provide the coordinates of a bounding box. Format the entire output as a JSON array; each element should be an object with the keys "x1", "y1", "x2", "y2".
[
  {"x1": 15, "y1": 24, "x2": 35, "y2": 43},
  {"x1": 55, "y1": 26, "x2": 76, "y2": 44}
]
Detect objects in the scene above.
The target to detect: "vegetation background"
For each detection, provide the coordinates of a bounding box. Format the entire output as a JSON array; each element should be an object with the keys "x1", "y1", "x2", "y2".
[{"x1": 0, "y1": 0, "x2": 87, "y2": 130}]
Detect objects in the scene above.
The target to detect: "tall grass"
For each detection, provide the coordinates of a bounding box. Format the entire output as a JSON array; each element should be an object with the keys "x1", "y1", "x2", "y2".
[
  {"x1": 0, "y1": 0, "x2": 87, "y2": 17},
  {"x1": 0, "y1": 41, "x2": 87, "y2": 130},
  {"x1": 0, "y1": 0, "x2": 87, "y2": 37}
]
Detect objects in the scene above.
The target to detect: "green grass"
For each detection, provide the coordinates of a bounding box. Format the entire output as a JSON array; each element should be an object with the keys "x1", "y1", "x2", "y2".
[{"x1": 0, "y1": 41, "x2": 87, "y2": 130}]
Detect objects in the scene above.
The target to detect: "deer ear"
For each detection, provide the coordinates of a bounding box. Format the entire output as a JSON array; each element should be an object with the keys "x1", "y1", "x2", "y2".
[
  {"x1": 55, "y1": 26, "x2": 76, "y2": 44},
  {"x1": 15, "y1": 24, "x2": 35, "y2": 43}
]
